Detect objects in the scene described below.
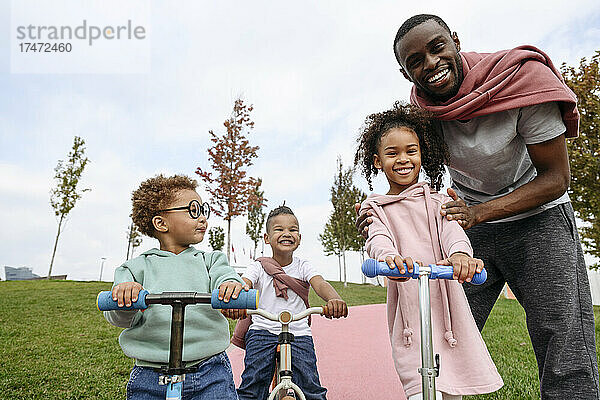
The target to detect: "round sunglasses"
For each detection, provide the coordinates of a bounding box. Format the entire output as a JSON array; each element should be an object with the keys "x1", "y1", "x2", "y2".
[{"x1": 158, "y1": 200, "x2": 210, "y2": 219}]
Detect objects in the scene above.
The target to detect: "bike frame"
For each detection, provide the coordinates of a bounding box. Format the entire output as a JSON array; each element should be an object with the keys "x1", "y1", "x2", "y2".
[{"x1": 247, "y1": 306, "x2": 327, "y2": 400}]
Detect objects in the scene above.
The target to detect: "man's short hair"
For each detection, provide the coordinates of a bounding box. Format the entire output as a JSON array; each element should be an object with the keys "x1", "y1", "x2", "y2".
[
  {"x1": 265, "y1": 204, "x2": 296, "y2": 232},
  {"x1": 393, "y1": 14, "x2": 452, "y2": 59},
  {"x1": 131, "y1": 174, "x2": 197, "y2": 237}
]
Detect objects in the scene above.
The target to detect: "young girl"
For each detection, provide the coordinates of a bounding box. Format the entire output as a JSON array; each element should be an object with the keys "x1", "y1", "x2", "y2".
[{"x1": 354, "y1": 102, "x2": 503, "y2": 400}]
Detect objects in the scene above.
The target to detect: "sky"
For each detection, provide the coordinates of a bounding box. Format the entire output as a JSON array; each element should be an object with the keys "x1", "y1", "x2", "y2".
[{"x1": 1, "y1": 0, "x2": 599, "y2": 282}]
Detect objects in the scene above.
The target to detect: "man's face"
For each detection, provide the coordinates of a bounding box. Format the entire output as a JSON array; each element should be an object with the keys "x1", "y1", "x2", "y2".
[{"x1": 395, "y1": 20, "x2": 463, "y2": 103}]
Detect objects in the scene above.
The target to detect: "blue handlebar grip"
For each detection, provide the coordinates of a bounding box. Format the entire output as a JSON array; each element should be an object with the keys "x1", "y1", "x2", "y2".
[
  {"x1": 361, "y1": 258, "x2": 417, "y2": 279},
  {"x1": 470, "y1": 268, "x2": 487, "y2": 285},
  {"x1": 211, "y1": 289, "x2": 259, "y2": 309},
  {"x1": 361, "y1": 259, "x2": 487, "y2": 285},
  {"x1": 96, "y1": 289, "x2": 149, "y2": 311}
]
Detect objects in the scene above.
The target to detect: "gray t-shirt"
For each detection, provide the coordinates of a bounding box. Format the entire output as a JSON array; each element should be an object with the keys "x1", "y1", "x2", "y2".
[{"x1": 441, "y1": 102, "x2": 569, "y2": 222}]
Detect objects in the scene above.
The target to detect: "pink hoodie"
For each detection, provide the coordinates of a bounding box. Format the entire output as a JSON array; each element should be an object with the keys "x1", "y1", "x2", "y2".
[{"x1": 361, "y1": 182, "x2": 503, "y2": 397}]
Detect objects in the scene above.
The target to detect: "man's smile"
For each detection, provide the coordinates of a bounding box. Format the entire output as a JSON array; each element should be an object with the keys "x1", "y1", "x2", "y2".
[{"x1": 426, "y1": 67, "x2": 450, "y2": 85}]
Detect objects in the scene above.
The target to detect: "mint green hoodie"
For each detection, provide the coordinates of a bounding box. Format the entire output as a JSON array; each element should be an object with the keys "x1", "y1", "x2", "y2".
[{"x1": 104, "y1": 247, "x2": 242, "y2": 366}]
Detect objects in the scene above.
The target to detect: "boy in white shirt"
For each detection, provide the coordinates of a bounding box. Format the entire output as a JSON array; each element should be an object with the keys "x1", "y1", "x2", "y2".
[{"x1": 233, "y1": 205, "x2": 348, "y2": 400}]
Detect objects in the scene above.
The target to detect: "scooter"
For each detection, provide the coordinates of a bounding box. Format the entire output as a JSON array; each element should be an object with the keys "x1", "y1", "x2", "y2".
[{"x1": 362, "y1": 259, "x2": 486, "y2": 400}]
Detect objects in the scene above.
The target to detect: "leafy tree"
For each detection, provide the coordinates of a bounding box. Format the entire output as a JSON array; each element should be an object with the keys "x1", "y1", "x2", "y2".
[
  {"x1": 126, "y1": 220, "x2": 143, "y2": 260},
  {"x1": 209, "y1": 226, "x2": 225, "y2": 252},
  {"x1": 246, "y1": 178, "x2": 267, "y2": 259},
  {"x1": 562, "y1": 51, "x2": 600, "y2": 268},
  {"x1": 321, "y1": 157, "x2": 366, "y2": 286},
  {"x1": 48, "y1": 136, "x2": 90, "y2": 278},
  {"x1": 196, "y1": 98, "x2": 259, "y2": 261}
]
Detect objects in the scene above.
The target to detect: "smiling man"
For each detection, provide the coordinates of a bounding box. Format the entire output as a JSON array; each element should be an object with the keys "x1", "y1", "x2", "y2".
[{"x1": 390, "y1": 14, "x2": 599, "y2": 399}]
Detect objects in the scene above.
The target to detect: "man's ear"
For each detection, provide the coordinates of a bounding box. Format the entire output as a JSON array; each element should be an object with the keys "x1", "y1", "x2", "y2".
[
  {"x1": 152, "y1": 215, "x2": 169, "y2": 233},
  {"x1": 374, "y1": 154, "x2": 383, "y2": 170},
  {"x1": 399, "y1": 66, "x2": 412, "y2": 82},
  {"x1": 451, "y1": 31, "x2": 460, "y2": 52}
]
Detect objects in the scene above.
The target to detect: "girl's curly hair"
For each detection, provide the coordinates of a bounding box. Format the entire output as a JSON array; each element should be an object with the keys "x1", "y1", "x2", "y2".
[
  {"x1": 354, "y1": 101, "x2": 449, "y2": 191},
  {"x1": 131, "y1": 174, "x2": 198, "y2": 237}
]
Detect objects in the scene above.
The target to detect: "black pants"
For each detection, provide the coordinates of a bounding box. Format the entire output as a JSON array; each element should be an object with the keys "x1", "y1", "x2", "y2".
[{"x1": 464, "y1": 203, "x2": 599, "y2": 399}]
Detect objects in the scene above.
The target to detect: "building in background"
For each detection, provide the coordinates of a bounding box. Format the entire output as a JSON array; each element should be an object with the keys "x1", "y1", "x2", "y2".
[
  {"x1": 3, "y1": 266, "x2": 66, "y2": 281},
  {"x1": 4, "y1": 266, "x2": 40, "y2": 280}
]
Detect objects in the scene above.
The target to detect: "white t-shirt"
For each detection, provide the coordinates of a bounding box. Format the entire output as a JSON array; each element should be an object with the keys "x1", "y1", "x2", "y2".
[
  {"x1": 441, "y1": 102, "x2": 569, "y2": 222},
  {"x1": 242, "y1": 257, "x2": 320, "y2": 336}
]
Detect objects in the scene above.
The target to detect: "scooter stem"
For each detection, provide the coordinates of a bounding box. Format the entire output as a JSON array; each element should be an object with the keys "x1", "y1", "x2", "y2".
[{"x1": 417, "y1": 267, "x2": 439, "y2": 400}]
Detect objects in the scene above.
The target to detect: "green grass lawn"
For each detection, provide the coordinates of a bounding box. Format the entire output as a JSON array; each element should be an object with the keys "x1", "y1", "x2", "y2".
[{"x1": 0, "y1": 279, "x2": 598, "y2": 399}]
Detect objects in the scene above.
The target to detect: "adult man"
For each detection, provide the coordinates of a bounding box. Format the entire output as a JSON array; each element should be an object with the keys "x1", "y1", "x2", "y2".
[{"x1": 360, "y1": 14, "x2": 599, "y2": 399}]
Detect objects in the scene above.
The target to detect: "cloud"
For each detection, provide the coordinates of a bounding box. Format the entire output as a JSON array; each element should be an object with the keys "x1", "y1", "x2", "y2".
[{"x1": 2, "y1": 1, "x2": 599, "y2": 282}]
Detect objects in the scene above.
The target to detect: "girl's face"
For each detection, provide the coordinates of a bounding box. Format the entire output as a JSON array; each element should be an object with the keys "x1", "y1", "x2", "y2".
[{"x1": 374, "y1": 127, "x2": 421, "y2": 195}]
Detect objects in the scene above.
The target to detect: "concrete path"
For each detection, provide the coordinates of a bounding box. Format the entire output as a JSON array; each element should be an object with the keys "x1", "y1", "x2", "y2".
[{"x1": 227, "y1": 303, "x2": 407, "y2": 399}]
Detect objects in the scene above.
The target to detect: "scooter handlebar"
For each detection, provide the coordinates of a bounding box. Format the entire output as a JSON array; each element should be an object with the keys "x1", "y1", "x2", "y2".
[
  {"x1": 97, "y1": 288, "x2": 259, "y2": 311},
  {"x1": 361, "y1": 259, "x2": 487, "y2": 285}
]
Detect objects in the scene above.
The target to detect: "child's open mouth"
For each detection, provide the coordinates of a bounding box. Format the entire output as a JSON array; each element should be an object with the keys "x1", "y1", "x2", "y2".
[{"x1": 394, "y1": 167, "x2": 413, "y2": 175}]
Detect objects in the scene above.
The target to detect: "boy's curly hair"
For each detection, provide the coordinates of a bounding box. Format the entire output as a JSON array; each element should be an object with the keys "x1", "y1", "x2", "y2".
[
  {"x1": 354, "y1": 101, "x2": 449, "y2": 191},
  {"x1": 266, "y1": 203, "x2": 296, "y2": 232},
  {"x1": 131, "y1": 174, "x2": 198, "y2": 237}
]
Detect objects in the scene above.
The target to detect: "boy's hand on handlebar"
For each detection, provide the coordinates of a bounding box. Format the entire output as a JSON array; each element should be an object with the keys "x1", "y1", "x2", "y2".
[
  {"x1": 221, "y1": 308, "x2": 247, "y2": 320},
  {"x1": 437, "y1": 252, "x2": 483, "y2": 284},
  {"x1": 112, "y1": 282, "x2": 144, "y2": 308},
  {"x1": 324, "y1": 299, "x2": 348, "y2": 319},
  {"x1": 218, "y1": 281, "x2": 250, "y2": 303}
]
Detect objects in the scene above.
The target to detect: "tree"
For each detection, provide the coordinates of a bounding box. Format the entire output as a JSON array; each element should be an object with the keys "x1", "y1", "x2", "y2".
[
  {"x1": 562, "y1": 51, "x2": 600, "y2": 268},
  {"x1": 246, "y1": 178, "x2": 267, "y2": 259},
  {"x1": 196, "y1": 98, "x2": 260, "y2": 261},
  {"x1": 209, "y1": 227, "x2": 225, "y2": 252},
  {"x1": 320, "y1": 157, "x2": 367, "y2": 286},
  {"x1": 48, "y1": 136, "x2": 90, "y2": 278},
  {"x1": 126, "y1": 220, "x2": 143, "y2": 260}
]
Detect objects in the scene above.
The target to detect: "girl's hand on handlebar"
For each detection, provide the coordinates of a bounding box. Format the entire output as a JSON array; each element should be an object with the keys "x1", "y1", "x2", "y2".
[
  {"x1": 221, "y1": 308, "x2": 247, "y2": 320},
  {"x1": 437, "y1": 252, "x2": 484, "y2": 284},
  {"x1": 383, "y1": 255, "x2": 421, "y2": 282},
  {"x1": 218, "y1": 280, "x2": 250, "y2": 303},
  {"x1": 324, "y1": 299, "x2": 348, "y2": 319},
  {"x1": 112, "y1": 282, "x2": 144, "y2": 308}
]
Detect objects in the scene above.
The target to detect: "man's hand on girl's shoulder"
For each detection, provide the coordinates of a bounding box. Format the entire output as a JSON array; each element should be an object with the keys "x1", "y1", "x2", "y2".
[{"x1": 355, "y1": 203, "x2": 372, "y2": 240}]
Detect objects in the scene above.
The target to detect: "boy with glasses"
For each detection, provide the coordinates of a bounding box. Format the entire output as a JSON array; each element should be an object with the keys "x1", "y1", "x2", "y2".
[{"x1": 103, "y1": 174, "x2": 247, "y2": 400}]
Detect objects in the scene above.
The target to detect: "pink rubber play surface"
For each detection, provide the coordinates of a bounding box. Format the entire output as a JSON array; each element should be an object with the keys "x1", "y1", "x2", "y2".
[{"x1": 227, "y1": 303, "x2": 407, "y2": 399}]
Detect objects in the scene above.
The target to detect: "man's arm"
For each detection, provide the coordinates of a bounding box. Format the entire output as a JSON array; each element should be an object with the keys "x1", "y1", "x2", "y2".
[{"x1": 442, "y1": 134, "x2": 570, "y2": 228}]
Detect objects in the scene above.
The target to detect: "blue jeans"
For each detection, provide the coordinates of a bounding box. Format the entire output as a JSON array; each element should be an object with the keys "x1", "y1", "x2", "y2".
[
  {"x1": 126, "y1": 352, "x2": 238, "y2": 400},
  {"x1": 237, "y1": 329, "x2": 327, "y2": 400}
]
